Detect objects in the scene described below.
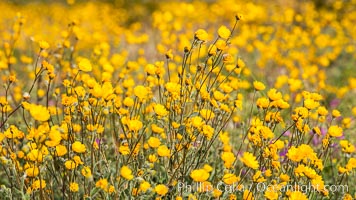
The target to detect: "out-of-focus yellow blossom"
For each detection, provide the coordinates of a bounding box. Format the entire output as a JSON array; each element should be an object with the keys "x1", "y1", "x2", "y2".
[
  {"x1": 157, "y1": 145, "x2": 170, "y2": 157},
  {"x1": 328, "y1": 125, "x2": 343, "y2": 138},
  {"x1": 127, "y1": 119, "x2": 143, "y2": 132},
  {"x1": 195, "y1": 29, "x2": 208, "y2": 41},
  {"x1": 154, "y1": 104, "x2": 169, "y2": 117},
  {"x1": 200, "y1": 109, "x2": 215, "y2": 120},
  {"x1": 72, "y1": 141, "x2": 86, "y2": 153},
  {"x1": 148, "y1": 137, "x2": 161, "y2": 148},
  {"x1": 240, "y1": 152, "x2": 259, "y2": 170},
  {"x1": 32, "y1": 179, "x2": 46, "y2": 190},
  {"x1": 81, "y1": 166, "x2": 92, "y2": 178},
  {"x1": 39, "y1": 40, "x2": 50, "y2": 50},
  {"x1": 78, "y1": 58, "x2": 92, "y2": 72},
  {"x1": 120, "y1": 165, "x2": 134, "y2": 180},
  {"x1": 69, "y1": 182, "x2": 79, "y2": 192},
  {"x1": 190, "y1": 169, "x2": 210, "y2": 182},
  {"x1": 29, "y1": 104, "x2": 50, "y2": 122},
  {"x1": 65, "y1": 160, "x2": 77, "y2": 170},
  {"x1": 139, "y1": 181, "x2": 151, "y2": 193},
  {"x1": 134, "y1": 85, "x2": 149, "y2": 101},
  {"x1": 222, "y1": 173, "x2": 240, "y2": 185},
  {"x1": 218, "y1": 25, "x2": 231, "y2": 39},
  {"x1": 340, "y1": 140, "x2": 355, "y2": 153},
  {"x1": 154, "y1": 184, "x2": 168, "y2": 196},
  {"x1": 253, "y1": 81, "x2": 266, "y2": 91}
]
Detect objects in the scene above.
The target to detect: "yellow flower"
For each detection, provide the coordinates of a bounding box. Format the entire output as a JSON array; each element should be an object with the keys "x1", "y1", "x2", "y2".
[
  {"x1": 45, "y1": 127, "x2": 62, "y2": 147},
  {"x1": 148, "y1": 154, "x2": 158, "y2": 163},
  {"x1": 165, "y1": 49, "x2": 173, "y2": 59},
  {"x1": 218, "y1": 25, "x2": 231, "y2": 39},
  {"x1": 317, "y1": 106, "x2": 328, "y2": 116},
  {"x1": 332, "y1": 109, "x2": 341, "y2": 118},
  {"x1": 288, "y1": 191, "x2": 307, "y2": 200},
  {"x1": 213, "y1": 91, "x2": 225, "y2": 101},
  {"x1": 78, "y1": 58, "x2": 92, "y2": 72},
  {"x1": 95, "y1": 178, "x2": 108, "y2": 190},
  {"x1": 342, "y1": 117, "x2": 352, "y2": 129},
  {"x1": 157, "y1": 145, "x2": 170, "y2": 157},
  {"x1": 292, "y1": 107, "x2": 309, "y2": 121},
  {"x1": 352, "y1": 107, "x2": 356, "y2": 116},
  {"x1": 203, "y1": 164, "x2": 213, "y2": 172},
  {"x1": 155, "y1": 184, "x2": 168, "y2": 196},
  {"x1": 120, "y1": 165, "x2": 134, "y2": 180},
  {"x1": 200, "y1": 109, "x2": 215, "y2": 120},
  {"x1": 346, "y1": 158, "x2": 356, "y2": 170},
  {"x1": 148, "y1": 137, "x2": 161, "y2": 148},
  {"x1": 132, "y1": 188, "x2": 138, "y2": 196},
  {"x1": 119, "y1": 145, "x2": 130, "y2": 155},
  {"x1": 139, "y1": 181, "x2": 151, "y2": 193},
  {"x1": 191, "y1": 116, "x2": 205, "y2": 128},
  {"x1": 223, "y1": 54, "x2": 234, "y2": 63},
  {"x1": 240, "y1": 152, "x2": 259, "y2": 170},
  {"x1": 304, "y1": 99, "x2": 319, "y2": 110},
  {"x1": 73, "y1": 155, "x2": 83, "y2": 165},
  {"x1": 39, "y1": 40, "x2": 50, "y2": 50},
  {"x1": 70, "y1": 182, "x2": 79, "y2": 192},
  {"x1": 165, "y1": 82, "x2": 181, "y2": 94},
  {"x1": 287, "y1": 144, "x2": 317, "y2": 163},
  {"x1": 25, "y1": 167, "x2": 39, "y2": 177},
  {"x1": 208, "y1": 44, "x2": 217, "y2": 56},
  {"x1": 312, "y1": 127, "x2": 321, "y2": 136},
  {"x1": 65, "y1": 160, "x2": 77, "y2": 170},
  {"x1": 264, "y1": 190, "x2": 278, "y2": 200},
  {"x1": 280, "y1": 173, "x2": 290, "y2": 182},
  {"x1": 338, "y1": 166, "x2": 349, "y2": 174},
  {"x1": 134, "y1": 85, "x2": 148, "y2": 101},
  {"x1": 252, "y1": 170, "x2": 266, "y2": 183},
  {"x1": 145, "y1": 64, "x2": 156, "y2": 75},
  {"x1": 127, "y1": 119, "x2": 143, "y2": 132},
  {"x1": 328, "y1": 125, "x2": 343, "y2": 137},
  {"x1": 267, "y1": 88, "x2": 282, "y2": 101},
  {"x1": 56, "y1": 145, "x2": 68, "y2": 157},
  {"x1": 216, "y1": 40, "x2": 227, "y2": 51},
  {"x1": 194, "y1": 29, "x2": 208, "y2": 41},
  {"x1": 265, "y1": 169, "x2": 272, "y2": 177},
  {"x1": 237, "y1": 58, "x2": 246, "y2": 68},
  {"x1": 29, "y1": 104, "x2": 50, "y2": 122},
  {"x1": 213, "y1": 188, "x2": 223, "y2": 198},
  {"x1": 253, "y1": 81, "x2": 266, "y2": 91},
  {"x1": 4, "y1": 125, "x2": 24, "y2": 139},
  {"x1": 81, "y1": 166, "x2": 92, "y2": 178},
  {"x1": 190, "y1": 169, "x2": 210, "y2": 182},
  {"x1": 72, "y1": 141, "x2": 86, "y2": 153},
  {"x1": 259, "y1": 126, "x2": 274, "y2": 139},
  {"x1": 123, "y1": 97, "x2": 135, "y2": 107},
  {"x1": 343, "y1": 194, "x2": 353, "y2": 200},
  {"x1": 151, "y1": 124, "x2": 164, "y2": 133},
  {"x1": 32, "y1": 179, "x2": 46, "y2": 190},
  {"x1": 27, "y1": 149, "x2": 43, "y2": 162},
  {"x1": 154, "y1": 104, "x2": 168, "y2": 117},
  {"x1": 243, "y1": 190, "x2": 254, "y2": 200},
  {"x1": 108, "y1": 185, "x2": 115, "y2": 194},
  {"x1": 340, "y1": 140, "x2": 355, "y2": 153},
  {"x1": 221, "y1": 151, "x2": 236, "y2": 168},
  {"x1": 256, "y1": 97, "x2": 269, "y2": 109},
  {"x1": 202, "y1": 125, "x2": 214, "y2": 139},
  {"x1": 223, "y1": 173, "x2": 240, "y2": 185}
]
